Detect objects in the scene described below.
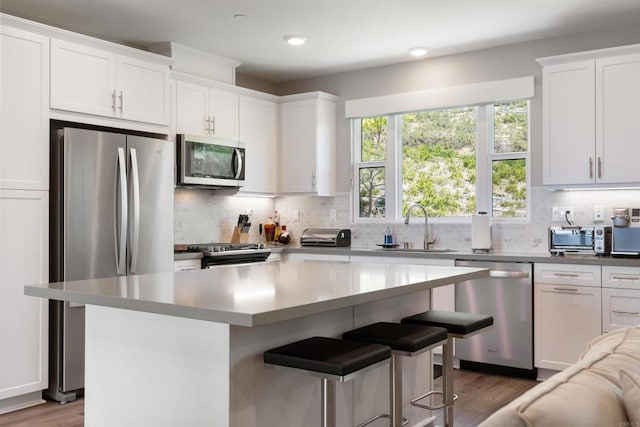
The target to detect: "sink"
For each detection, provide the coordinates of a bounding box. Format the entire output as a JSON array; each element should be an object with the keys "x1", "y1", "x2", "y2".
[{"x1": 381, "y1": 247, "x2": 456, "y2": 253}]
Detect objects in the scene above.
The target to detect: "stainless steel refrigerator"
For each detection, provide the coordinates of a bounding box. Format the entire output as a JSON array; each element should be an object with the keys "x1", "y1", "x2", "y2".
[{"x1": 48, "y1": 127, "x2": 174, "y2": 402}]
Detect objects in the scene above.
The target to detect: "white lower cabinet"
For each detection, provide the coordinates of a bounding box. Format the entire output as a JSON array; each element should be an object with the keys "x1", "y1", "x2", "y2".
[
  {"x1": 283, "y1": 252, "x2": 349, "y2": 262},
  {"x1": 534, "y1": 263, "x2": 601, "y2": 372},
  {"x1": 174, "y1": 259, "x2": 202, "y2": 272},
  {"x1": 0, "y1": 190, "x2": 48, "y2": 413},
  {"x1": 602, "y1": 266, "x2": 640, "y2": 332}
]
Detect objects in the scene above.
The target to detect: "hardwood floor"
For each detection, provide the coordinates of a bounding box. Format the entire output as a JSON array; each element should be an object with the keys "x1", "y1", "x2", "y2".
[{"x1": 0, "y1": 369, "x2": 537, "y2": 427}]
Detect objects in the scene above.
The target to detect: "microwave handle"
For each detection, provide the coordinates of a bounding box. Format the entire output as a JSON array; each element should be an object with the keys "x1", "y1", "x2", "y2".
[{"x1": 233, "y1": 148, "x2": 243, "y2": 180}]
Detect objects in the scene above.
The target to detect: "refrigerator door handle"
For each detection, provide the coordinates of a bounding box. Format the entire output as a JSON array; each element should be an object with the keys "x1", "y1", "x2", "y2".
[
  {"x1": 129, "y1": 148, "x2": 141, "y2": 274},
  {"x1": 115, "y1": 147, "x2": 128, "y2": 275}
]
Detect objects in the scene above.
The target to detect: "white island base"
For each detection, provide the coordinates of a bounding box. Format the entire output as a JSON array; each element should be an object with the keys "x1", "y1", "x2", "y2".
[{"x1": 85, "y1": 291, "x2": 436, "y2": 427}]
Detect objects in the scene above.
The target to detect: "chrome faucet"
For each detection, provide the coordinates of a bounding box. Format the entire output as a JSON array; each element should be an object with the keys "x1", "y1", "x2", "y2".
[{"x1": 404, "y1": 203, "x2": 437, "y2": 249}]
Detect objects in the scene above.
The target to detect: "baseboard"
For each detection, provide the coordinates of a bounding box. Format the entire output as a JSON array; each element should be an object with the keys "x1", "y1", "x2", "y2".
[
  {"x1": 0, "y1": 391, "x2": 45, "y2": 415},
  {"x1": 459, "y1": 360, "x2": 537, "y2": 379}
]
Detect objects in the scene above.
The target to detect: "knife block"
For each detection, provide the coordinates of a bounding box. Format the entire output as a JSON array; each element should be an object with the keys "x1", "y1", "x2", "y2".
[{"x1": 230, "y1": 226, "x2": 249, "y2": 244}]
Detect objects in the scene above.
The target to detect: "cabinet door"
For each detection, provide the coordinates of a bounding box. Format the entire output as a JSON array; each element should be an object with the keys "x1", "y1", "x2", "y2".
[
  {"x1": 542, "y1": 61, "x2": 595, "y2": 185},
  {"x1": 0, "y1": 27, "x2": 49, "y2": 191},
  {"x1": 534, "y1": 283, "x2": 601, "y2": 371},
  {"x1": 238, "y1": 96, "x2": 277, "y2": 194},
  {"x1": 175, "y1": 81, "x2": 209, "y2": 135},
  {"x1": 210, "y1": 89, "x2": 239, "y2": 140},
  {"x1": 117, "y1": 57, "x2": 169, "y2": 125},
  {"x1": 596, "y1": 54, "x2": 640, "y2": 184},
  {"x1": 50, "y1": 39, "x2": 116, "y2": 117},
  {"x1": 0, "y1": 190, "x2": 48, "y2": 400},
  {"x1": 279, "y1": 99, "x2": 317, "y2": 193}
]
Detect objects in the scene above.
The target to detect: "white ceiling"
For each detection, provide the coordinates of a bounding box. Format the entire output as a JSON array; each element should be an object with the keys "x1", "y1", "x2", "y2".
[{"x1": 3, "y1": 0, "x2": 640, "y2": 83}]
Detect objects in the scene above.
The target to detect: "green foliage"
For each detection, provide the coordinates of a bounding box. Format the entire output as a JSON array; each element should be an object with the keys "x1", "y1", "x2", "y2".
[{"x1": 358, "y1": 101, "x2": 528, "y2": 219}]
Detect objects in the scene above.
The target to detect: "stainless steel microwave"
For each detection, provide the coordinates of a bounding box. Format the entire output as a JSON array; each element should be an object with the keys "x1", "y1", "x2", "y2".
[{"x1": 177, "y1": 134, "x2": 245, "y2": 188}]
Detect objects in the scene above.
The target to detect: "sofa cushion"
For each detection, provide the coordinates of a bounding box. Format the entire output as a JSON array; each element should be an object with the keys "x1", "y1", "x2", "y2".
[
  {"x1": 621, "y1": 369, "x2": 640, "y2": 423},
  {"x1": 479, "y1": 326, "x2": 640, "y2": 427}
]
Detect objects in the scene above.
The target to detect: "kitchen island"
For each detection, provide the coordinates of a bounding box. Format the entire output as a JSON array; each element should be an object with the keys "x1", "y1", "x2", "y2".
[{"x1": 25, "y1": 260, "x2": 487, "y2": 427}]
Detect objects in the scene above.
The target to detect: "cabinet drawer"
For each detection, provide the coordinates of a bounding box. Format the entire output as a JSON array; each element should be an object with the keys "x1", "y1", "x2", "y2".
[
  {"x1": 602, "y1": 288, "x2": 640, "y2": 332},
  {"x1": 602, "y1": 266, "x2": 640, "y2": 290},
  {"x1": 174, "y1": 259, "x2": 201, "y2": 272},
  {"x1": 534, "y1": 263, "x2": 601, "y2": 287}
]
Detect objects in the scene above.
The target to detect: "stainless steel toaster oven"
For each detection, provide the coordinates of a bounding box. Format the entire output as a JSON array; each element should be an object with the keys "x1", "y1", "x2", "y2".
[{"x1": 549, "y1": 225, "x2": 611, "y2": 256}]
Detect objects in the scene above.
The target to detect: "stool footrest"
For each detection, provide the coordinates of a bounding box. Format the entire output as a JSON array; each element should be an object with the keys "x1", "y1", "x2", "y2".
[
  {"x1": 356, "y1": 413, "x2": 408, "y2": 427},
  {"x1": 410, "y1": 390, "x2": 458, "y2": 411}
]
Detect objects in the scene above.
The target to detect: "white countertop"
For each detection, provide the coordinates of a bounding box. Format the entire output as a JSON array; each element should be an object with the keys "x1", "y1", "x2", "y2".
[{"x1": 25, "y1": 260, "x2": 487, "y2": 327}]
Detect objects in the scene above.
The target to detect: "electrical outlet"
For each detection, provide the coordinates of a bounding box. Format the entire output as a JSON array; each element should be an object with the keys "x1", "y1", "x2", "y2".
[
  {"x1": 552, "y1": 206, "x2": 574, "y2": 222},
  {"x1": 330, "y1": 209, "x2": 337, "y2": 221},
  {"x1": 292, "y1": 209, "x2": 299, "y2": 222},
  {"x1": 593, "y1": 206, "x2": 605, "y2": 222}
]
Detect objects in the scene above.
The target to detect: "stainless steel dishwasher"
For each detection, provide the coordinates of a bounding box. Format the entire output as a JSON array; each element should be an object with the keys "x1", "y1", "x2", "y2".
[{"x1": 454, "y1": 260, "x2": 535, "y2": 378}]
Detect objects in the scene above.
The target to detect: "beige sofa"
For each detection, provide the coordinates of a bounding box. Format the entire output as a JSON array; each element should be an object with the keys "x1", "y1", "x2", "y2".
[{"x1": 480, "y1": 325, "x2": 640, "y2": 427}]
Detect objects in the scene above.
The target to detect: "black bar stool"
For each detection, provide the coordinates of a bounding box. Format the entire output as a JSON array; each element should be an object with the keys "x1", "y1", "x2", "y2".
[
  {"x1": 263, "y1": 336, "x2": 391, "y2": 427},
  {"x1": 342, "y1": 322, "x2": 449, "y2": 427},
  {"x1": 401, "y1": 310, "x2": 494, "y2": 427}
]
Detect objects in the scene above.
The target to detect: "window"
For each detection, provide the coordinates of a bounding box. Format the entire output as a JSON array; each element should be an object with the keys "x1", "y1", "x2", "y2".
[{"x1": 353, "y1": 100, "x2": 529, "y2": 221}]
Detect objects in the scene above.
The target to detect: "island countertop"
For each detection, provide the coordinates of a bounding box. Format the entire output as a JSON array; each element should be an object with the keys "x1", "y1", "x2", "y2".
[{"x1": 25, "y1": 260, "x2": 487, "y2": 327}]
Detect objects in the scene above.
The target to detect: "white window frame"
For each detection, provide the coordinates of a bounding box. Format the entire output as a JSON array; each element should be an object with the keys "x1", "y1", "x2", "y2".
[{"x1": 352, "y1": 100, "x2": 530, "y2": 223}]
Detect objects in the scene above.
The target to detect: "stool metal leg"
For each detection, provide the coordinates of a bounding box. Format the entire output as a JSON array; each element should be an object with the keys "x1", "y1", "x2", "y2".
[
  {"x1": 321, "y1": 378, "x2": 336, "y2": 427},
  {"x1": 390, "y1": 354, "x2": 403, "y2": 427},
  {"x1": 442, "y1": 337, "x2": 455, "y2": 427}
]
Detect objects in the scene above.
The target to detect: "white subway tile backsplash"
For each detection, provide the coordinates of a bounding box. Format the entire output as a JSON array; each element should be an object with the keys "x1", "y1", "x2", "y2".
[{"x1": 174, "y1": 187, "x2": 640, "y2": 251}]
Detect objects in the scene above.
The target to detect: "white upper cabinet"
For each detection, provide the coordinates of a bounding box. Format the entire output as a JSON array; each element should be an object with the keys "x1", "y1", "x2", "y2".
[
  {"x1": 0, "y1": 26, "x2": 49, "y2": 191},
  {"x1": 238, "y1": 95, "x2": 277, "y2": 194},
  {"x1": 50, "y1": 39, "x2": 169, "y2": 125},
  {"x1": 175, "y1": 81, "x2": 239, "y2": 140},
  {"x1": 542, "y1": 61, "x2": 595, "y2": 185},
  {"x1": 596, "y1": 53, "x2": 640, "y2": 184},
  {"x1": 540, "y1": 45, "x2": 640, "y2": 186},
  {"x1": 279, "y1": 92, "x2": 337, "y2": 196}
]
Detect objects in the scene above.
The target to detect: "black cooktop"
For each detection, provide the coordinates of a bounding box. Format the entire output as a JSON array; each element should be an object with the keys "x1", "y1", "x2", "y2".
[{"x1": 181, "y1": 243, "x2": 266, "y2": 253}]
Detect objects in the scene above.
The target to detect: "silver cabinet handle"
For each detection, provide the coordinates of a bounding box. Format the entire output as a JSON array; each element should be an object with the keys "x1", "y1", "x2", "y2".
[
  {"x1": 129, "y1": 148, "x2": 140, "y2": 274},
  {"x1": 112, "y1": 89, "x2": 117, "y2": 112},
  {"x1": 553, "y1": 272, "x2": 579, "y2": 277},
  {"x1": 114, "y1": 147, "x2": 128, "y2": 275},
  {"x1": 211, "y1": 116, "x2": 216, "y2": 134},
  {"x1": 489, "y1": 270, "x2": 529, "y2": 278},
  {"x1": 611, "y1": 275, "x2": 640, "y2": 281},
  {"x1": 612, "y1": 310, "x2": 640, "y2": 315},
  {"x1": 553, "y1": 287, "x2": 578, "y2": 292},
  {"x1": 589, "y1": 157, "x2": 593, "y2": 179},
  {"x1": 205, "y1": 117, "x2": 211, "y2": 134},
  {"x1": 119, "y1": 90, "x2": 124, "y2": 112},
  {"x1": 311, "y1": 171, "x2": 316, "y2": 188},
  {"x1": 597, "y1": 157, "x2": 602, "y2": 179}
]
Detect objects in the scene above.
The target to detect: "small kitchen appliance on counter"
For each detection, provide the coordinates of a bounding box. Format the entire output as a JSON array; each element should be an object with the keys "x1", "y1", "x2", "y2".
[
  {"x1": 548, "y1": 225, "x2": 611, "y2": 256},
  {"x1": 300, "y1": 228, "x2": 351, "y2": 247},
  {"x1": 611, "y1": 208, "x2": 640, "y2": 256}
]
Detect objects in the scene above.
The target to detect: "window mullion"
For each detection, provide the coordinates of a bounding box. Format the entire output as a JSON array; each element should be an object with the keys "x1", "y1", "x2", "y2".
[{"x1": 476, "y1": 106, "x2": 491, "y2": 214}]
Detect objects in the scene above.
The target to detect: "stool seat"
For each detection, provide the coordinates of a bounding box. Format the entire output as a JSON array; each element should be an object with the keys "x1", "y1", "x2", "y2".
[
  {"x1": 402, "y1": 310, "x2": 493, "y2": 336},
  {"x1": 343, "y1": 322, "x2": 448, "y2": 353},
  {"x1": 264, "y1": 336, "x2": 391, "y2": 377}
]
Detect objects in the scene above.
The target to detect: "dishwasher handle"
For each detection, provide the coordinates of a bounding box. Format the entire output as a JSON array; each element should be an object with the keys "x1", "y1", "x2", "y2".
[{"x1": 489, "y1": 270, "x2": 530, "y2": 279}]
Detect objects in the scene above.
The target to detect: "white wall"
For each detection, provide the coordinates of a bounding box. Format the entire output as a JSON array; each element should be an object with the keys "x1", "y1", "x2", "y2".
[{"x1": 176, "y1": 24, "x2": 640, "y2": 250}]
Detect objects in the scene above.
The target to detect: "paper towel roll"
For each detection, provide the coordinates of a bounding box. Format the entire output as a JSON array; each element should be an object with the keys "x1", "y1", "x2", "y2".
[{"x1": 472, "y1": 213, "x2": 492, "y2": 251}]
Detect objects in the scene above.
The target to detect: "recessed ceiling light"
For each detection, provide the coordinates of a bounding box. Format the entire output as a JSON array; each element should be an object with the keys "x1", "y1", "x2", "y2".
[
  {"x1": 284, "y1": 35, "x2": 307, "y2": 46},
  {"x1": 409, "y1": 47, "x2": 429, "y2": 57}
]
